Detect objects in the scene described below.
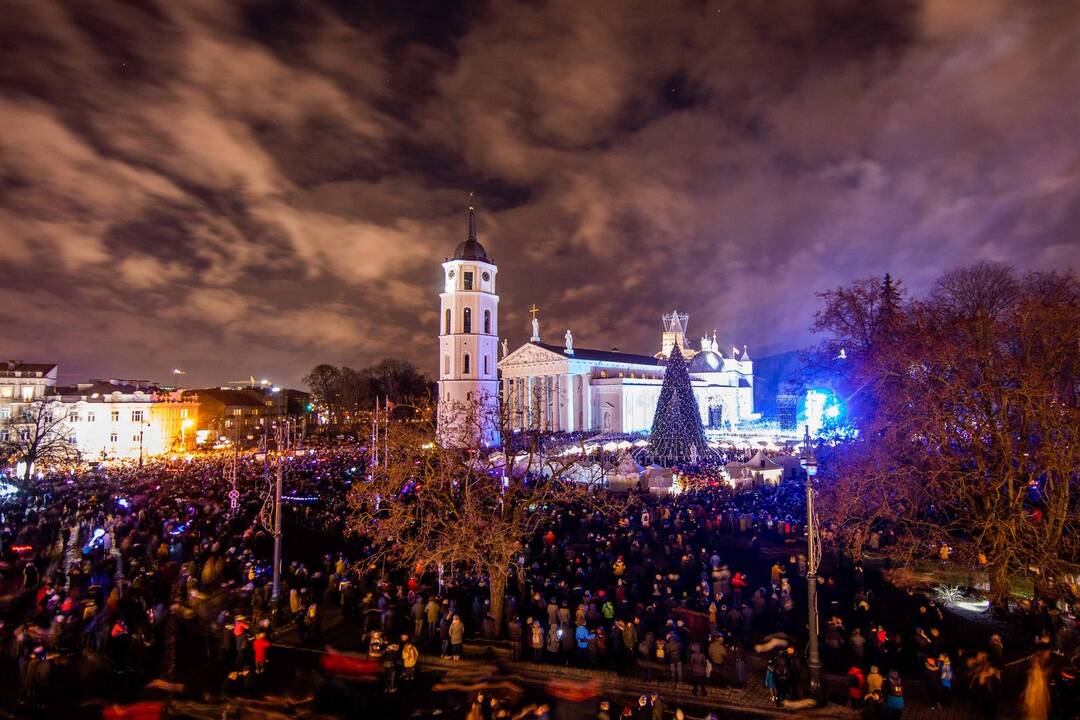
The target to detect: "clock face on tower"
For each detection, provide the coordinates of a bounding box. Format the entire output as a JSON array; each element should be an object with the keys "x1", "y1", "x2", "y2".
[
  {"x1": 448, "y1": 270, "x2": 455, "y2": 278},
  {"x1": 482, "y1": 271, "x2": 490, "y2": 281}
]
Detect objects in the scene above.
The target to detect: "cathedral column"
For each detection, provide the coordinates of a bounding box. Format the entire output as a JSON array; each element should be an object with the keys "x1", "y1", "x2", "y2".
[
  {"x1": 535, "y1": 375, "x2": 544, "y2": 431},
  {"x1": 503, "y1": 378, "x2": 511, "y2": 431},
  {"x1": 553, "y1": 375, "x2": 562, "y2": 432},
  {"x1": 544, "y1": 375, "x2": 553, "y2": 432},
  {"x1": 582, "y1": 374, "x2": 592, "y2": 430},
  {"x1": 563, "y1": 373, "x2": 575, "y2": 432},
  {"x1": 526, "y1": 376, "x2": 534, "y2": 430},
  {"x1": 507, "y1": 378, "x2": 516, "y2": 432},
  {"x1": 548, "y1": 375, "x2": 557, "y2": 431},
  {"x1": 516, "y1": 377, "x2": 524, "y2": 432}
]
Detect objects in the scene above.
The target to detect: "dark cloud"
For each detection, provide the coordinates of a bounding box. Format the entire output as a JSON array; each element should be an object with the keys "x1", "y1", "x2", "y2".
[{"x1": 1, "y1": 0, "x2": 1078, "y2": 387}]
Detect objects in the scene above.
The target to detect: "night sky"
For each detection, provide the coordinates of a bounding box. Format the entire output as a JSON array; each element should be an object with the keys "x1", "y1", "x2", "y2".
[{"x1": 2, "y1": 1, "x2": 1078, "y2": 387}]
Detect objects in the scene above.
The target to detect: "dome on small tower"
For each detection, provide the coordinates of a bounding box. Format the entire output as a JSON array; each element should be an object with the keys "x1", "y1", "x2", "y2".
[
  {"x1": 688, "y1": 349, "x2": 724, "y2": 373},
  {"x1": 454, "y1": 206, "x2": 489, "y2": 261}
]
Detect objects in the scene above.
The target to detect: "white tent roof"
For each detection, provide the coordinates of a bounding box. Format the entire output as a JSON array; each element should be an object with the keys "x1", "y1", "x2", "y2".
[{"x1": 744, "y1": 449, "x2": 783, "y2": 470}]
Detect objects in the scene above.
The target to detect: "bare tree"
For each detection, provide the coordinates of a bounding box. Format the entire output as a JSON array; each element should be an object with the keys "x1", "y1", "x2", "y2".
[
  {"x1": 305, "y1": 359, "x2": 433, "y2": 426},
  {"x1": 812, "y1": 265, "x2": 1080, "y2": 608},
  {"x1": 347, "y1": 394, "x2": 625, "y2": 635},
  {"x1": 1, "y1": 399, "x2": 78, "y2": 485}
]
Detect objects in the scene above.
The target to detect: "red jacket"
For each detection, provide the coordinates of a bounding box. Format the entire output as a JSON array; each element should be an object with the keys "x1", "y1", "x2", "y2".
[
  {"x1": 847, "y1": 667, "x2": 866, "y2": 698},
  {"x1": 254, "y1": 637, "x2": 271, "y2": 664}
]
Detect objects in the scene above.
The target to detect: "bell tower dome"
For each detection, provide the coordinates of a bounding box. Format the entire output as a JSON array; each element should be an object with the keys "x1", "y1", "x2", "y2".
[{"x1": 437, "y1": 204, "x2": 501, "y2": 447}]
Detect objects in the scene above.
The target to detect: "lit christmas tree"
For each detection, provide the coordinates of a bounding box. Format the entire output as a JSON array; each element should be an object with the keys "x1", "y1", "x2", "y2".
[{"x1": 648, "y1": 341, "x2": 711, "y2": 466}]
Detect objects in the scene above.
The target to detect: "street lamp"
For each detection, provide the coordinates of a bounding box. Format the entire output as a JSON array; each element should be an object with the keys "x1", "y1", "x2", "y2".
[
  {"x1": 800, "y1": 424, "x2": 822, "y2": 702},
  {"x1": 138, "y1": 421, "x2": 151, "y2": 467}
]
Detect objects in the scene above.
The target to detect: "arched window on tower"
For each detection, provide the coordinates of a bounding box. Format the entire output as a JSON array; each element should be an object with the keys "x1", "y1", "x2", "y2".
[
  {"x1": 463, "y1": 353, "x2": 471, "y2": 374},
  {"x1": 463, "y1": 307, "x2": 472, "y2": 334},
  {"x1": 483, "y1": 355, "x2": 489, "y2": 375},
  {"x1": 444, "y1": 309, "x2": 451, "y2": 334},
  {"x1": 444, "y1": 354, "x2": 450, "y2": 376},
  {"x1": 483, "y1": 309, "x2": 491, "y2": 334}
]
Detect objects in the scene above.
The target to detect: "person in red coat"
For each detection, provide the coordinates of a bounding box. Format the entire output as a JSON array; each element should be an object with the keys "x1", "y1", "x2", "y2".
[
  {"x1": 847, "y1": 665, "x2": 866, "y2": 708},
  {"x1": 253, "y1": 633, "x2": 270, "y2": 674}
]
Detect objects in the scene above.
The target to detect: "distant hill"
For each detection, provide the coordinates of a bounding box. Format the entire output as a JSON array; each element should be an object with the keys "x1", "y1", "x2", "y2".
[{"x1": 753, "y1": 350, "x2": 804, "y2": 419}]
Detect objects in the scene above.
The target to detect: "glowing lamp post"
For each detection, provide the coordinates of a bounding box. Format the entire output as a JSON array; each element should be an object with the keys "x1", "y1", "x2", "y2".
[{"x1": 800, "y1": 424, "x2": 822, "y2": 702}]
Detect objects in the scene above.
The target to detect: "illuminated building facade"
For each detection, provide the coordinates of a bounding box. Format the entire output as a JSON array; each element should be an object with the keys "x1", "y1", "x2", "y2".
[
  {"x1": 51, "y1": 380, "x2": 198, "y2": 461},
  {"x1": 181, "y1": 386, "x2": 312, "y2": 444},
  {"x1": 0, "y1": 361, "x2": 58, "y2": 443},
  {"x1": 498, "y1": 313, "x2": 756, "y2": 434}
]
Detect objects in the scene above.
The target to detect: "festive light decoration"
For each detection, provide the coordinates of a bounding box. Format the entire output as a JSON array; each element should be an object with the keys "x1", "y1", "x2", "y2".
[{"x1": 647, "y1": 341, "x2": 711, "y2": 467}]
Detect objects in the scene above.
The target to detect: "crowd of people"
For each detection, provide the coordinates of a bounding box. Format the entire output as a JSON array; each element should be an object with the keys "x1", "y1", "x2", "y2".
[
  {"x1": 1, "y1": 440, "x2": 1078, "y2": 718},
  {"x1": 0, "y1": 447, "x2": 361, "y2": 710}
]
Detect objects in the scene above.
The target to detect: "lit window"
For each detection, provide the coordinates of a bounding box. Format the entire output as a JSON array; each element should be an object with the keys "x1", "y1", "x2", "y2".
[
  {"x1": 225, "y1": 419, "x2": 233, "y2": 428},
  {"x1": 111, "y1": 410, "x2": 120, "y2": 422},
  {"x1": 233, "y1": 408, "x2": 243, "y2": 416},
  {"x1": 463, "y1": 307, "x2": 472, "y2": 334},
  {"x1": 180, "y1": 408, "x2": 188, "y2": 418},
  {"x1": 600, "y1": 371, "x2": 607, "y2": 378},
  {"x1": 21, "y1": 386, "x2": 34, "y2": 401},
  {"x1": 0, "y1": 386, "x2": 12, "y2": 398}
]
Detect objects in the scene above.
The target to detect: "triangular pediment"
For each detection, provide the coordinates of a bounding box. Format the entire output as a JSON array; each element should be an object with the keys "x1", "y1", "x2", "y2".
[{"x1": 499, "y1": 342, "x2": 570, "y2": 369}]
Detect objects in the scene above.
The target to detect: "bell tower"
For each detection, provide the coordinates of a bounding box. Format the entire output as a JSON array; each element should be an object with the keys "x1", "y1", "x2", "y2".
[{"x1": 437, "y1": 204, "x2": 500, "y2": 447}]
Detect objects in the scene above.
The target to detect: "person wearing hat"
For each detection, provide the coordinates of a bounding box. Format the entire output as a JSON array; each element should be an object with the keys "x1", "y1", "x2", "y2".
[
  {"x1": 449, "y1": 613, "x2": 465, "y2": 661},
  {"x1": 938, "y1": 654, "x2": 953, "y2": 706},
  {"x1": 648, "y1": 691, "x2": 664, "y2": 720},
  {"x1": 635, "y1": 694, "x2": 649, "y2": 720},
  {"x1": 401, "y1": 634, "x2": 419, "y2": 682},
  {"x1": 923, "y1": 655, "x2": 941, "y2": 709},
  {"x1": 253, "y1": 632, "x2": 270, "y2": 675},
  {"x1": 884, "y1": 669, "x2": 904, "y2": 718}
]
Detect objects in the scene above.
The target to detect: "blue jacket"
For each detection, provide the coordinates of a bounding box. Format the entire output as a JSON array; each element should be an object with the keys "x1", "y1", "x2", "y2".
[{"x1": 575, "y1": 625, "x2": 594, "y2": 650}]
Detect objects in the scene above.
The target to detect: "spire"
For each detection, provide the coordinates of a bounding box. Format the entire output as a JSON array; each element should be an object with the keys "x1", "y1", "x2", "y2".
[{"x1": 453, "y1": 199, "x2": 489, "y2": 261}]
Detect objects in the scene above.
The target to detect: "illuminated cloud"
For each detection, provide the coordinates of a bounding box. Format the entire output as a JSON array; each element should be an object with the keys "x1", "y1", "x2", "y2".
[{"x1": 1, "y1": 0, "x2": 1077, "y2": 386}]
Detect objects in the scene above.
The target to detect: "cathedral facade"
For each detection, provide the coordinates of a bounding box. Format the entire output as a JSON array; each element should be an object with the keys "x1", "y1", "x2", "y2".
[
  {"x1": 436, "y1": 206, "x2": 757, "y2": 446},
  {"x1": 498, "y1": 313, "x2": 756, "y2": 435}
]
